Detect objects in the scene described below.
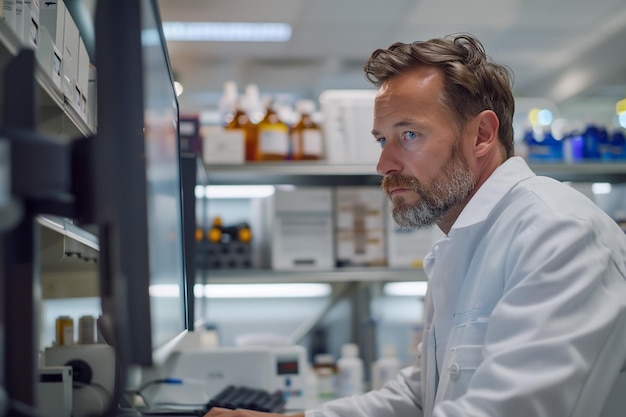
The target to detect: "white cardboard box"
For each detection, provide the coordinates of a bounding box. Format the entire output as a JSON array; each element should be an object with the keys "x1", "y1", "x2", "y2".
[
  {"x1": 272, "y1": 187, "x2": 334, "y2": 270},
  {"x1": 37, "y1": 26, "x2": 62, "y2": 89},
  {"x1": 3, "y1": 1, "x2": 17, "y2": 32},
  {"x1": 319, "y1": 89, "x2": 381, "y2": 165},
  {"x1": 39, "y1": 0, "x2": 65, "y2": 50},
  {"x1": 335, "y1": 186, "x2": 386, "y2": 267},
  {"x1": 61, "y1": 6, "x2": 78, "y2": 104},
  {"x1": 22, "y1": 0, "x2": 39, "y2": 48},
  {"x1": 38, "y1": 366, "x2": 73, "y2": 417},
  {"x1": 385, "y1": 199, "x2": 440, "y2": 268},
  {"x1": 201, "y1": 126, "x2": 245, "y2": 165},
  {"x1": 76, "y1": 36, "x2": 89, "y2": 120},
  {"x1": 14, "y1": 0, "x2": 24, "y2": 42}
]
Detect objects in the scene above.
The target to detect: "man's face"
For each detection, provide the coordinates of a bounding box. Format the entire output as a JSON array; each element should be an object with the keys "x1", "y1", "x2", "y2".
[{"x1": 372, "y1": 66, "x2": 476, "y2": 229}]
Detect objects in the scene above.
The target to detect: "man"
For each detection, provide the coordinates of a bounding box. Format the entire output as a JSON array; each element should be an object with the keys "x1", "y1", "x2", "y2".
[{"x1": 206, "y1": 34, "x2": 626, "y2": 417}]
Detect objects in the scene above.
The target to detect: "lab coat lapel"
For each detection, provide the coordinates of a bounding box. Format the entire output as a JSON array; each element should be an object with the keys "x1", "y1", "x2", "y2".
[{"x1": 422, "y1": 252, "x2": 438, "y2": 417}]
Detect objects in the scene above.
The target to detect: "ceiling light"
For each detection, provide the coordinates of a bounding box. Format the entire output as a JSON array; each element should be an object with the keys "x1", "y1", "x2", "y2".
[{"x1": 162, "y1": 22, "x2": 292, "y2": 42}]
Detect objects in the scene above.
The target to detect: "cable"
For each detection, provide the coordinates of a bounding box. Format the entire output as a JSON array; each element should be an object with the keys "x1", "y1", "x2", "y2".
[{"x1": 130, "y1": 378, "x2": 207, "y2": 410}]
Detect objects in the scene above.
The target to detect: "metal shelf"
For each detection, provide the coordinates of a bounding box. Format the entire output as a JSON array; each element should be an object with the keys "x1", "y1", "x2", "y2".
[
  {"x1": 205, "y1": 161, "x2": 626, "y2": 185},
  {"x1": 205, "y1": 161, "x2": 381, "y2": 186},
  {"x1": 203, "y1": 267, "x2": 426, "y2": 284},
  {"x1": 528, "y1": 162, "x2": 626, "y2": 183},
  {"x1": 37, "y1": 215, "x2": 99, "y2": 251}
]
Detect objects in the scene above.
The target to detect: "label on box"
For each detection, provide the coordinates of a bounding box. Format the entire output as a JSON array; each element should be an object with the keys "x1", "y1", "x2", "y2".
[{"x1": 202, "y1": 127, "x2": 244, "y2": 165}]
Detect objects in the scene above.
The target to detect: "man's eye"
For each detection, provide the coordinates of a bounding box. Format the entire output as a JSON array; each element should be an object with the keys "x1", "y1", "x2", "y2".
[
  {"x1": 402, "y1": 131, "x2": 417, "y2": 141},
  {"x1": 376, "y1": 137, "x2": 386, "y2": 148}
]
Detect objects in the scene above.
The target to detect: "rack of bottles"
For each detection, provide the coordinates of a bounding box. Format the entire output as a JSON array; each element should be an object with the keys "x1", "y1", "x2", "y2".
[{"x1": 525, "y1": 124, "x2": 626, "y2": 163}]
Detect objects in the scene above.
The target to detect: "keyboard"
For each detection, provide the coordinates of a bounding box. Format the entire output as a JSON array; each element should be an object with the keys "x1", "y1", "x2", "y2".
[
  {"x1": 206, "y1": 385, "x2": 286, "y2": 413},
  {"x1": 140, "y1": 385, "x2": 286, "y2": 416}
]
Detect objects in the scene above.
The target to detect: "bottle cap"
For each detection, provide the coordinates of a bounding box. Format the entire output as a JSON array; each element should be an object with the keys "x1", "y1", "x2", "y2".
[
  {"x1": 314, "y1": 353, "x2": 335, "y2": 365},
  {"x1": 296, "y1": 99, "x2": 316, "y2": 115},
  {"x1": 342, "y1": 343, "x2": 359, "y2": 358},
  {"x1": 381, "y1": 345, "x2": 396, "y2": 358}
]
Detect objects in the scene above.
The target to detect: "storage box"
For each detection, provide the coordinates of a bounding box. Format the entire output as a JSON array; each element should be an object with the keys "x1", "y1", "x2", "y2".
[
  {"x1": 319, "y1": 89, "x2": 381, "y2": 165},
  {"x1": 14, "y1": 0, "x2": 24, "y2": 41},
  {"x1": 38, "y1": 366, "x2": 73, "y2": 417},
  {"x1": 39, "y1": 0, "x2": 65, "y2": 50},
  {"x1": 271, "y1": 187, "x2": 334, "y2": 270},
  {"x1": 201, "y1": 126, "x2": 245, "y2": 165},
  {"x1": 180, "y1": 114, "x2": 203, "y2": 155},
  {"x1": 37, "y1": 26, "x2": 62, "y2": 89},
  {"x1": 61, "y1": 6, "x2": 78, "y2": 104},
  {"x1": 22, "y1": 0, "x2": 39, "y2": 49},
  {"x1": 335, "y1": 186, "x2": 386, "y2": 267},
  {"x1": 3, "y1": 1, "x2": 17, "y2": 32},
  {"x1": 76, "y1": 36, "x2": 89, "y2": 120},
  {"x1": 385, "y1": 199, "x2": 440, "y2": 268}
]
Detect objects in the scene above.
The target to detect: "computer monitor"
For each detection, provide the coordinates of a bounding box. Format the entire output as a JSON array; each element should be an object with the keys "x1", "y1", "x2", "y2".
[{"x1": 94, "y1": 0, "x2": 187, "y2": 398}]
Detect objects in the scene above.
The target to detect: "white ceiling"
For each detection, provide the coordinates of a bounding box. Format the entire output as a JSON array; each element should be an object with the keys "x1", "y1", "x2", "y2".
[{"x1": 156, "y1": 0, "x2": 626, "y2": 118}]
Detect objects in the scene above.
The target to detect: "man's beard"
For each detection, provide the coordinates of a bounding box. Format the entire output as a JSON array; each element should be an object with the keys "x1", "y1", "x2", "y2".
[{"x1": 381, "y1": 150, "x2": 476, "y2": 230}]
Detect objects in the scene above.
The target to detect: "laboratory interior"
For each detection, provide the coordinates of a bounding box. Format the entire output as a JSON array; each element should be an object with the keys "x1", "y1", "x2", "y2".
[{"x1": 1, "y1": 0, "x2": 626, "y2": 416}]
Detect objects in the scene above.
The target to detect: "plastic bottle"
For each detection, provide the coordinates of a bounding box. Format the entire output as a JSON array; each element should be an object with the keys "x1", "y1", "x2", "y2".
[
  {"x1": 256, "y1": 98, "x2": 290, "y2": 161},
  {"x1": 371, "y1": 344, "x2": 401, "y2": 390},
  {"x1": 218, "y1": 81, "x2": 238, "y2": 126},
  {"x1": 582, "y1": 123, "x2": 601, "y2": 160},
  {"x1": 336, "y1": 343, "x2": 364, "y2": 397},
  {"x1": 313, "y1": 353, "x2": 338, "y2": 401},
  {"x1": 244, "y1": 84, "x2": 264, "y2": 124},
  {"x1": 291, "y1": 99, "x2": 324, "y2": 160}
]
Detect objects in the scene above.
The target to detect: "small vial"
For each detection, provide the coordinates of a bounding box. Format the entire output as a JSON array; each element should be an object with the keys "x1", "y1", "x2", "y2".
[
  {"x1": 78, "y1": 315, "x2": 96, "y2": 344},
  {"x1": 314, "y1": 353, "x2": 337, "y2": 401},
  {"x1": 55, "y1": 316, "x2": 74, "y2": 346},
  {"x1": 371, "y1": 345, "x2": 401, "y2": 390},
  {"x1": 337, "y1": 343, "x2": 364, "y2": 397},
  {"x1": 291, "y1": 99, "x2": 323, "y2": 160},
  {"x1": 257, "y1": 99, "x2": 289, "y2": 161}
]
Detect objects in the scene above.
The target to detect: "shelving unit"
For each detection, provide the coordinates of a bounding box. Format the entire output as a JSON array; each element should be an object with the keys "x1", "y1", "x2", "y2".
[
  {"x1": 204, "y1": 160, "x2": 626, "y2": 185},
  {"x1": 0, "y1": 17, "x2": 98, "y2": 290},
  {"x1": 205, "y1": 267, "x2": 425, "y2": 285},
  {"x1": 0, "y1": 20, "x2": 93, "y2": 140},
  {"x1": 0, "y1": 14, "x2": 100, "y2": 407},
  {"x1": 38, "y1": 215, "x2": 99, "y2": 299},
  {"x1": 202, "y1": 159, "x2": 626, "y2": 285}
]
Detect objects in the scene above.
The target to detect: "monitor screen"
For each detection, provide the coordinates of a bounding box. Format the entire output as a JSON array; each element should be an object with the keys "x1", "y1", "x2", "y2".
[
  {"x1": 93, "y1": 0, "x2": 187, "y2": 375},
  {"x1": 141, "y1": 0, "x2": 188, "y2": 359}
]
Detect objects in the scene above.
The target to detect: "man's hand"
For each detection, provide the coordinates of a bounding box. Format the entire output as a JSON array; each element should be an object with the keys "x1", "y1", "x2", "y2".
[{"x1": 204, "y1": 407, "x2": 305, "y2": 417}]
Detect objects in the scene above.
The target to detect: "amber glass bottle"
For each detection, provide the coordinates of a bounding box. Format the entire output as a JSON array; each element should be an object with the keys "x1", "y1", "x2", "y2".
[
  {"x1": 291, "y1": 99, "x2": 323, "y2": 160},
  {"x1": 226, "y1": 99, "x2": 258, "y2": 161},
  {"x1": 257, "y1": 100, "x2": 290, "y2": 161}
]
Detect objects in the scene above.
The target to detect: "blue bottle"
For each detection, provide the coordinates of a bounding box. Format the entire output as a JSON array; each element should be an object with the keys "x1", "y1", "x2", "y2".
[{"x1": 582, "y1": 124, "x2": 601, "y2": 160}]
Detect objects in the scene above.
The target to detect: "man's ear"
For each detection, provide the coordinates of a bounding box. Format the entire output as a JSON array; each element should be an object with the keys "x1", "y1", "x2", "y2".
[{"x1": 474, "y1": 110, "x2": 499, "y2": 157}]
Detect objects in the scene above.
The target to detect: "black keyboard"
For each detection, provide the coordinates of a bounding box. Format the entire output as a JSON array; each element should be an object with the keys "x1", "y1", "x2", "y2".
[{"x1": 205, "y1": 385, "x2": 286, "y2": 413}]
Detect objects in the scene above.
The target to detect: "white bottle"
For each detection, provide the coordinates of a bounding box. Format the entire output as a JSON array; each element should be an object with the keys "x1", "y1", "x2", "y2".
[
  {"x1": 371, "y1": 344, "x2": 401, "y2": 390},
  {"x1": 337, "y1": 343, "x2": 364, "y2": 397},
  {"x1": 313, "y1": 353, "x2": 337, "y2": 401}
]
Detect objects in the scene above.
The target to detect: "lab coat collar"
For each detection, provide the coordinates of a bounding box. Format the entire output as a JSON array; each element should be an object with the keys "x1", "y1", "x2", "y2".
[{"x1": 450, "y1": 157, "x2": 535, "y2": 232}]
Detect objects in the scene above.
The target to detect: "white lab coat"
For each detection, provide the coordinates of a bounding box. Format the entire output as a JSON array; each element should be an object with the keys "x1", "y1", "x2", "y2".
[{"x1": 306, "y1": 157, "x2": 626, "y2": 417}]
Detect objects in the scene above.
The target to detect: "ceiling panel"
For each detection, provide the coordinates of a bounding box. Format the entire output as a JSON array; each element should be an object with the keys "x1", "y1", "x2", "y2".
[{"x1": 154, "y1": 0, "x2": 626, "y2": 120}]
